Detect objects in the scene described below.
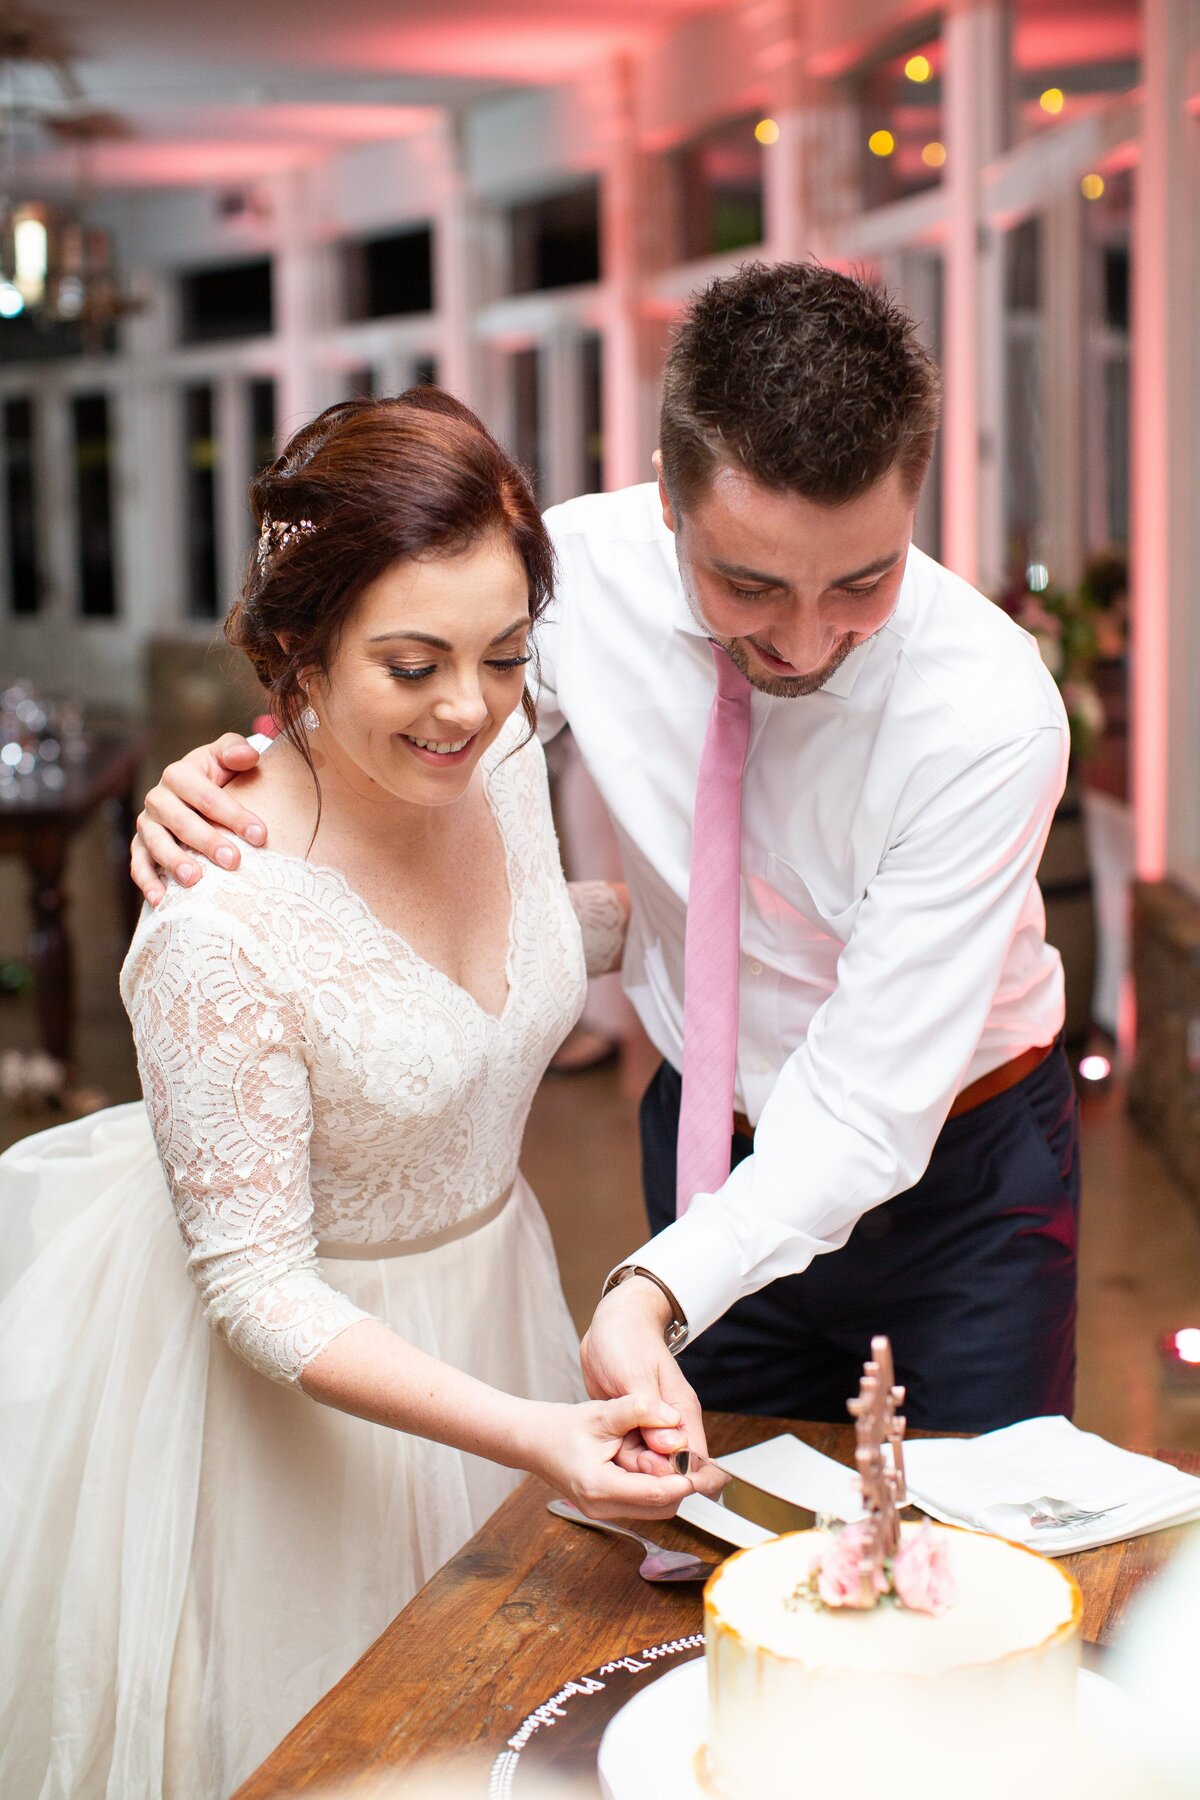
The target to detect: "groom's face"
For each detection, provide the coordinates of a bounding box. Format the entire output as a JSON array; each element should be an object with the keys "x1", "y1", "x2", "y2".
[{"x1": 656, "y1": 456, "x2": 916, "y2": 697}]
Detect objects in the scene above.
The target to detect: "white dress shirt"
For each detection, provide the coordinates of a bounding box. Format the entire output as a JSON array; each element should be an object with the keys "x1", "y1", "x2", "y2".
[{"x1": 537, "y1": 483, "x2": 1069, "y2": 1340}]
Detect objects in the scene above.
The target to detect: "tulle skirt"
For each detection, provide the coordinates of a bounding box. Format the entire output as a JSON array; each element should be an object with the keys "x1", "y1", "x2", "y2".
[{"x1": 0, "y1": 1104, "x2": 583, "y2": 1800}]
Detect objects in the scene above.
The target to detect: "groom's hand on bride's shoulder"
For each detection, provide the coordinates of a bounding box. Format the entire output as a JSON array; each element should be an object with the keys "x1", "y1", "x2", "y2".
[
  {"x1": 131, "y1": 734, "x2": 268, "y2": 905},
  {"x1": 581, "y1": 1278, "x2": 720, "y2": 1494}
]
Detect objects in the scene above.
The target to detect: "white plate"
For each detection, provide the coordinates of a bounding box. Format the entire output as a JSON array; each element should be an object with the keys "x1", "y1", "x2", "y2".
[{"x1": 596, "y1": 1658, "x2": 1141, "y2": 1800}]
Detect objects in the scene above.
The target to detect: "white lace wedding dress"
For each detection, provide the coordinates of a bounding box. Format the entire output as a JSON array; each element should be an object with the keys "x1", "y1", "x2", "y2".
[{"x1": 0, "y1": 713, "x2": 626, "y2": 1800}]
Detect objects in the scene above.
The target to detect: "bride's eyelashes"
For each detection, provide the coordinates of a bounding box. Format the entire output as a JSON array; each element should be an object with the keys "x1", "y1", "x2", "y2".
[{"x1": 387, "y1": 654, "x2": 532, "y2": 683}]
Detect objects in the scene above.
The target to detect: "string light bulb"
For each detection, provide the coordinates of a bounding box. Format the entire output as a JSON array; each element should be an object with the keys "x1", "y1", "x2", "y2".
[
  {"x1": 1081, "y1": 172, "x2": 1105, "y2": 200},
  {"x1": 754, "y1": 118, "x2": 780, "y2": 146},
  {"x1": 868, "y1": 130, "x2": 896, "y2": 158},
  {"x1": 904, "y1": 54, "x2": 932, "y2": 83},
  {"x1": 1040, "y1": 87, "x2": 1065, "y2": 114},
  {"x1": 921, "y1": 142, "x2": 947, "y2": 168}
]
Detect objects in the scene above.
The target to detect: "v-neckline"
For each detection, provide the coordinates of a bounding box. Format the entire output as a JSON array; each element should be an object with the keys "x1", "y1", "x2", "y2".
[{"x1": 242, "y1": 740, "x2": 518, "y2": 1025}]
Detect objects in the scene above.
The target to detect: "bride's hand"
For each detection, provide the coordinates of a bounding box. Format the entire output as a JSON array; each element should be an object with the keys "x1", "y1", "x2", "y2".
[{"x1": 524, "y1": 1394, "x2": 696, "y2": 1521}]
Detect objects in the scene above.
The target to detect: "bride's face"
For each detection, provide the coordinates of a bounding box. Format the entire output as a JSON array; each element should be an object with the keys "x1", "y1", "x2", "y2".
[{"x1": 311, "y1": 535, "x2": 532, "y2": 808}]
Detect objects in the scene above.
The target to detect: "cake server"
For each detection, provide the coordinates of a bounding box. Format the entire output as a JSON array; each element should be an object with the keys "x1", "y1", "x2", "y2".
[{"x1": 546, "y1": 1499, "x2": 720, "y2": 1581}]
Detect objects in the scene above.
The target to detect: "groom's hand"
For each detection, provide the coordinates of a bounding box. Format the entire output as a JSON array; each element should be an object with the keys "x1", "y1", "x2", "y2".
[
  {"x1": 131, "y1": 734, "x2": 267, "y2": 905},
  {"x1": 581, "y1": 1276, "x2": 714, "y2": 1484}
]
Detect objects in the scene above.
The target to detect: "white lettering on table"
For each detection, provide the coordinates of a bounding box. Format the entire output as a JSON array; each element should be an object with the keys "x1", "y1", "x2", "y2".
[
  {"x1": 506, "y1": 1678, "x2": 607, "y2": 1751},
  {"x1": 503, "y1": 1632, "x2": 705, "y2": 1754}
]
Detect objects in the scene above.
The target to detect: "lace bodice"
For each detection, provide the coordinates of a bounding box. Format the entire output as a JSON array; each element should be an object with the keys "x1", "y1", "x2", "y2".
[{"x1": 121, "y1": 716, "x2": 625, "y2": 1387}]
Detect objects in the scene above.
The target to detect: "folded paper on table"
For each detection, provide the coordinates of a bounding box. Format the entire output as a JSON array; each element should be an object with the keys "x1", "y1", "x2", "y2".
[
  {"x1": 677, "y1": 1434, "x2": 863, "y2": 1548},
  {"x1": 903, "y1": 1415, "x2": 1200, "y2": 1556}
]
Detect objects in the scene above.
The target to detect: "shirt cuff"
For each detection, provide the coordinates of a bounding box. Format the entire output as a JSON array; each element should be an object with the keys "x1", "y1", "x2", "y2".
[{"x1": 607, "y1": 1200, "x2": 747, "y2": 1343}]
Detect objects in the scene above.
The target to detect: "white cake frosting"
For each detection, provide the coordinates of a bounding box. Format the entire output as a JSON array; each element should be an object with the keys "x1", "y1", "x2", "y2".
[{"x1": 704, "y1": 1523, "x2": 1082, "y2": 1800}]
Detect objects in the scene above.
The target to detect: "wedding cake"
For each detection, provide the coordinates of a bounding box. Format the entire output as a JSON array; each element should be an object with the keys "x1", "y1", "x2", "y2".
[
  {"x1": 704, "y1": 1522, "x2": 1082, "y2": 1799},
  {"x1": 702, "y1": 1340, "x2": 1083, "y2": 1799}
]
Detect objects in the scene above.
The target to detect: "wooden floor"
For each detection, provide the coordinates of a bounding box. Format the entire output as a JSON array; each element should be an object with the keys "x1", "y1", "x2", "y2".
[{"x1": 3, "y1": 805, "x2": 1200, "y2": 1454}]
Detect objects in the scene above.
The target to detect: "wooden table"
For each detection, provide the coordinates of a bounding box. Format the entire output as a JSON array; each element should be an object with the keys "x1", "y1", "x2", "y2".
[
  {"x1": 0, "y1": 731, "x2": 148, "y2": 1070},
  {"x1": 233, "y1": 1414, "x2": 1200, "y2": 1797}
]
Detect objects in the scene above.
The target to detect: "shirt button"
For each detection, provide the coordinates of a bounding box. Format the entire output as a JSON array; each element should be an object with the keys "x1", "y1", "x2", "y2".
[{"x1": 749, "y1": 960, "x2": 764, "y2": 976}]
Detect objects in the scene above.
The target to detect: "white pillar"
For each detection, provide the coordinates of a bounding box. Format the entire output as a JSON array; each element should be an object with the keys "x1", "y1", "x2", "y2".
[
  {"x1": 273, "y1": 170, "x2": 328, "y2": 441},
  {"x1": 761, "y1": 2, "x2": 860, "y2": 266},
  {"x1": 433, "y1": 115, "x2": 505, "y2": 422},
  {"x1": 600, "y1": 54, "x2": 657, "y2": 491},
  {"x1": 1131, "y1": 0, "x2": 1200, "y2": 881},
  {"x1": 943, "y1": 1, "x2": 1012, "y2": 590}
]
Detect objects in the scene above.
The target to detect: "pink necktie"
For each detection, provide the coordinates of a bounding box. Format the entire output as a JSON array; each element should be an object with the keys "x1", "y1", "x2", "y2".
[{"x1": 676, "y1": 643, "x2": 752, "y2": 1216}]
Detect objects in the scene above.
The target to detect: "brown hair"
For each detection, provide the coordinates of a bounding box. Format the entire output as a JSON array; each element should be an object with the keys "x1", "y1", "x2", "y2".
[
  {"x1": 658, "y1": 261, "x2": 942, "y2": 511},
  {"x1": 226, "y1": 388, "x2": 553, "y2": 795}
]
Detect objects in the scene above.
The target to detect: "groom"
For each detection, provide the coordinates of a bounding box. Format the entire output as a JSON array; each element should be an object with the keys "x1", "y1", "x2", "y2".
[{"x1": 130, "y1": 263, "x2": 1079, "y2": 1464}]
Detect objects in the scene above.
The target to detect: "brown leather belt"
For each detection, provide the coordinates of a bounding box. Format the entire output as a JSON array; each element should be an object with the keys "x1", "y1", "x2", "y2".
[{"x1": 731, "y1": 1040, "x2": 1056, "y2": 1141}]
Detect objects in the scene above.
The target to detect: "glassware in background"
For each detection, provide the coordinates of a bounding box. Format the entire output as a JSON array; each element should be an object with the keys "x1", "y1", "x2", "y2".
[{"x1": 0, "y1": 680, "x2": 89, "y2": 800}]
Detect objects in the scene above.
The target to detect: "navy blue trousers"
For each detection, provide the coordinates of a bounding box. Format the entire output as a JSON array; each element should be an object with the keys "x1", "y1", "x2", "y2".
[{"x1": 641, "y1": 1040, "x2": 1081, "y2": 1432}]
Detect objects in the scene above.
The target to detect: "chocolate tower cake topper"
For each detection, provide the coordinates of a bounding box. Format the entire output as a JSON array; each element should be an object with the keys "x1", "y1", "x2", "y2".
[{"x1": 846, "y1": 1335, "x2": 908, "y2": 1603}]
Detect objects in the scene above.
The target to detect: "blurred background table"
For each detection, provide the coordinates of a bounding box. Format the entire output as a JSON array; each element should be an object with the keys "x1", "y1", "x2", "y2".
[
  {"x1": 0, "y1": 729, "x2": 148, "y2": 1072},
  {"x1": 231, "y1": 1412, "x2": 1200, "y2": 1798}
]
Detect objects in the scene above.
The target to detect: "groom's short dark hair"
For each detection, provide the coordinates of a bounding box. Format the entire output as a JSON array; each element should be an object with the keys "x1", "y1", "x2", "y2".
[{"x1": 659, "y1": 261, "x2": 941, "y2": 512}]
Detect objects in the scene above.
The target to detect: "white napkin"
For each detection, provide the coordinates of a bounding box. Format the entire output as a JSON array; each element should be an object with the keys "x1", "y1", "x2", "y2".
[{"x1": 903, "y1": 1415, "x2": 1200, "y2": 1555}]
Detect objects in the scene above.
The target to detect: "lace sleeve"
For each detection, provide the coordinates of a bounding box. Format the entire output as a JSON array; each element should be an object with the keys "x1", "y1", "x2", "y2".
[
  {"x1": 567, "y1": 880, "x2": 628, "y2": 978},
  {"x1": 120, "y1": 891, "x2": 369, "y2": 1387}
]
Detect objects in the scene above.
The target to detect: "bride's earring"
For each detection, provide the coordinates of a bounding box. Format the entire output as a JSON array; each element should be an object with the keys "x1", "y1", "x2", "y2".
[{"x1": 301, "y1": 705, "x2": 319, "y2": 731}]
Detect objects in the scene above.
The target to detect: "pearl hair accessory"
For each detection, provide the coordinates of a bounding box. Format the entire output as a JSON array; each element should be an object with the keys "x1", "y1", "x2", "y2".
[{"x1": 256, "y1": 514, "x2": 316, "y2": 578}]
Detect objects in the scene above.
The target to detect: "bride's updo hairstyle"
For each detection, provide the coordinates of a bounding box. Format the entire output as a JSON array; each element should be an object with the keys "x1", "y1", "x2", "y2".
[{"x1": 226, "y1": 387, "x2": 553, "y2": 759}]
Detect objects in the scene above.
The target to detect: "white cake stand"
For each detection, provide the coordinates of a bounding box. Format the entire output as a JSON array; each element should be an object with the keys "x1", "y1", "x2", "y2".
[{"x1": 596, "y1": 1658, "x2": 1142, "y2": 1800}]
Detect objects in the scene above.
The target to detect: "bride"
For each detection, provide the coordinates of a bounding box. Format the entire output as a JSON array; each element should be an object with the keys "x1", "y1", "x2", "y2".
[{"x1": 0, "y1": 388, "x2": 698, "y2": 1800}]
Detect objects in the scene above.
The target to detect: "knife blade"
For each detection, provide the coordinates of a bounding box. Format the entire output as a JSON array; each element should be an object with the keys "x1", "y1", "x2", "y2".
[{"x1": 679, "y1": 1450, "x2": 821, "y2": 1536}]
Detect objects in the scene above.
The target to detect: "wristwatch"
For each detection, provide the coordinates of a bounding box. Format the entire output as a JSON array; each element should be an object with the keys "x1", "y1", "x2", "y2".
[{"x1": 602, "y1": 1264, "x2": 690, "y2": 1354}]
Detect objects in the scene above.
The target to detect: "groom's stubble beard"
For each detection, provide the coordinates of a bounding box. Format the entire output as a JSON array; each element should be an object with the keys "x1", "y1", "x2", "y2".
[{"x1": 720, "y1": 631, "x2": 859, "y2": 698}]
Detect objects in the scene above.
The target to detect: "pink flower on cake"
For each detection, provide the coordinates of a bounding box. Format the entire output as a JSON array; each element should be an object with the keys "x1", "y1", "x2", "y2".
[
  {"x1": 815, "y1": 1521, "x2": 888, "y2": 1609},
  {"x1": 892, "y1": 1525, "x2": 956, "y2": 1616}
]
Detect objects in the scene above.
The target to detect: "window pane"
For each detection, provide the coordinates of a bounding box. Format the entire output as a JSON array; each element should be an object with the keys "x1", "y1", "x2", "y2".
[
  {"x1": 581, "y1": 334, "x2": 603, "y2": 493},
  {"x1": 673, "y1": 117, "x2": 764, "y2": 260},
  {"x1": 508, "y1": 184, "x2": 600, "y2": 295},
  {"x1": 411, "y1": 356, "x2": 438, "y2": 388},
  {"x1": 4, "y1": 398, "x2": 39, "y2": 615},
  {"x1": 854, "y1": 32, "x2": 945, "y2": 209},
  {"x1": 249, "y1": 378, "x2": 276, "y2": 474},
  {"x1": 179, "y1": 259, "x2": 273, "y2": 344},
  {"x1": 72, "y1": 393, "x2": 117, "y2": 618},
  {"x1": 338, "y1": 366, "x2": 375, "y2": 401},
  {"x1": 343, "y1": 228, "x2": 433, "y2": 320},
  {"x1": 184, "y1": 384, "x2": 219, "y2": 619},
  {"x1": 1004, "y1": 219, "x2": 1043, "y2": 579},
  {"x1": 510, "y1": 348, "x2": 542, "y2": 502},
  {"x1": 1012, "y1": 0, "x2": 1140, "y2": 146}
]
